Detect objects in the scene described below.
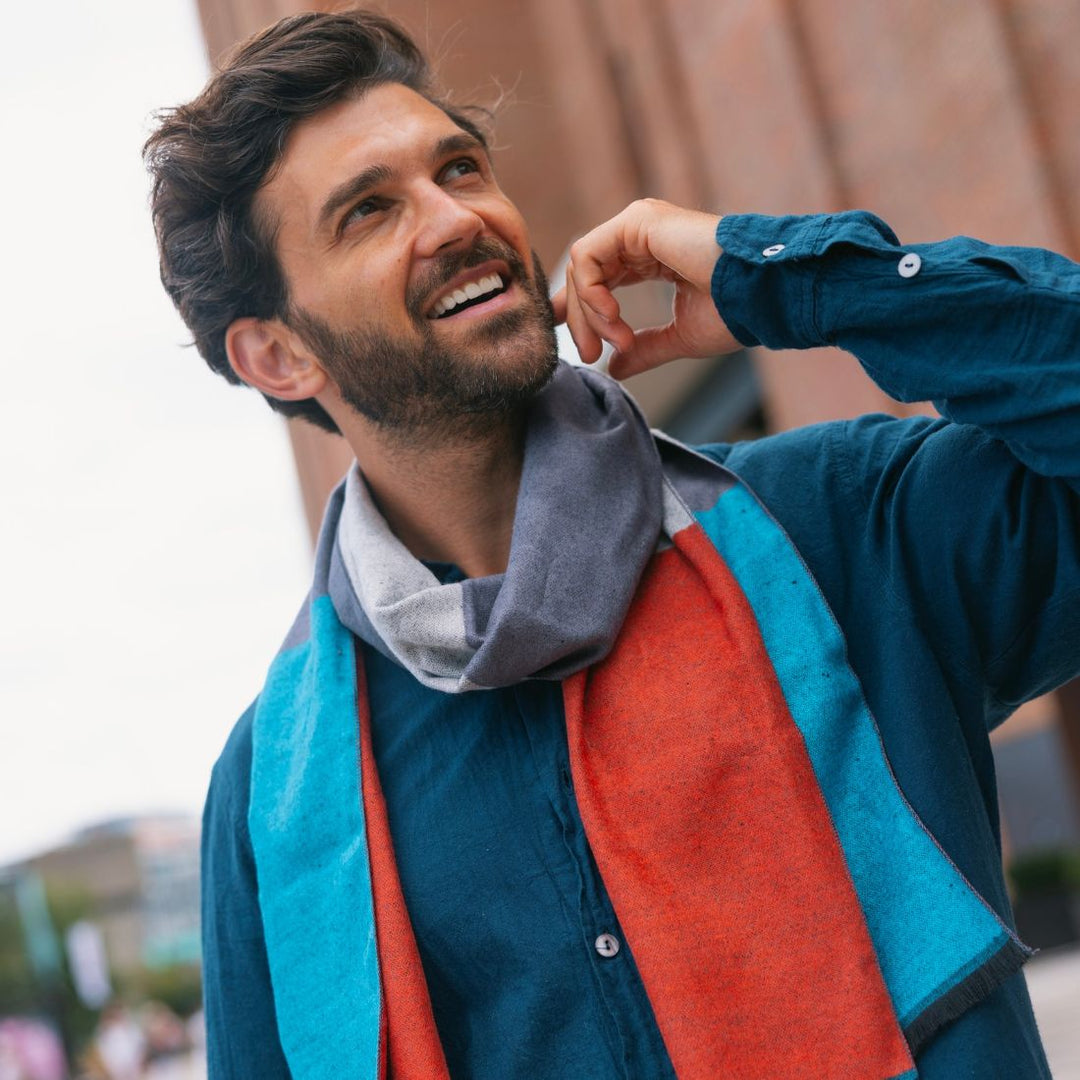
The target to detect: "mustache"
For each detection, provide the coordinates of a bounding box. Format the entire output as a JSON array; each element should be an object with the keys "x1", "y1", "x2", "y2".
[{"x1": 406, "y1": 237, "x2": 531, "y2": 319}]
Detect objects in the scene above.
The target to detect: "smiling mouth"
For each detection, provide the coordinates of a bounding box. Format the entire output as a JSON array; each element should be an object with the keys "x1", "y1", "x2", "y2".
[{"x1": 429, "y1": 272, "x2": 509, "y2": 319}]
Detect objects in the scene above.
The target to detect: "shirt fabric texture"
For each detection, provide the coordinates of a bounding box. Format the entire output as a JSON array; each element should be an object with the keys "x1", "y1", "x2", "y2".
[{"x1": 201, "y1": 211, "x2": 1080, "y2": 1079}]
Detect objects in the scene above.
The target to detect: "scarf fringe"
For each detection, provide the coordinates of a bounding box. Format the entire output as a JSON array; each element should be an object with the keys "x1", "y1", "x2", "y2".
[{"x1": 904, "y1": 937, "x2": 1033, "y2": 1054}]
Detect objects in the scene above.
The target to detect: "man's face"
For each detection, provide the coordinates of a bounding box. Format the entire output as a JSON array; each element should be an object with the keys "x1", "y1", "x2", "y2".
[{"x1": 258, "y1": 83, "x2": 557, "y2": 435}]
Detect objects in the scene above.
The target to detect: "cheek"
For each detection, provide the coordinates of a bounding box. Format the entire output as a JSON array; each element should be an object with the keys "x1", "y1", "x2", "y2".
[
  {"x1": 511, "y1": 226, "x2": 534, "y2": 266},
  {"x1": 488, "y1": 202, "x2": 533, "y2": 259},
  {"x1": 334, "y1": 259, "x2": 413, "y2": 324}
]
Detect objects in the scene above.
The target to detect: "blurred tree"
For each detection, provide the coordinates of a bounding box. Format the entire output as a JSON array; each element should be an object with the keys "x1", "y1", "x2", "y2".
[
  {"x1": 0, "y1": 885, "x2": 38, "y2": 1014},
  {"x1": 44, "y1": 886, "x2": 101, "y2": 1051},
  {"x1": 123, "y1": 963, "x2": 202, "y2": 1020}
]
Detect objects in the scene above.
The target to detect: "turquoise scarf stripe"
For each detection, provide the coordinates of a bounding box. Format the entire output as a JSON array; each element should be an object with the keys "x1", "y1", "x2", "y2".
[
  {"x1": 248, "y1": 594, "x2": 381, "y2": 1079},
  {"x1": 695, "y1": 484, "x2": 1022, "y2": 1030}
]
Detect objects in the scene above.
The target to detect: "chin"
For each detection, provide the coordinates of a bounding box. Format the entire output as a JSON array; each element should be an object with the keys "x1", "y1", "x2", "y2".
[
  {"x1": 456, "y1": 344, "x2": 558, "y2": 417},
  {"x1": 301, "y1": 278, "x2": 558, "y2": 434}
]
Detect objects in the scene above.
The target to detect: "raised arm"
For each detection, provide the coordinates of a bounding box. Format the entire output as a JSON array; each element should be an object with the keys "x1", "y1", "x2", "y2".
[{"x1": 558, "y1": 201, "x2": 1080, "y2": 492}]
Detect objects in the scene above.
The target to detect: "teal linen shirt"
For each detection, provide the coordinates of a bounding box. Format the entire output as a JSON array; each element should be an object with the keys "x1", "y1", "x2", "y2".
[{"x1": 201, "y1": 212, "x2": 1078, "y2": 1078}]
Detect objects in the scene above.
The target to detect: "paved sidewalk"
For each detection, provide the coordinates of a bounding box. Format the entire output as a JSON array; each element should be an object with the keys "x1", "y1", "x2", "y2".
[{"x1": 1027, "y1": 945, "x2": 1080, "y2": 1079}]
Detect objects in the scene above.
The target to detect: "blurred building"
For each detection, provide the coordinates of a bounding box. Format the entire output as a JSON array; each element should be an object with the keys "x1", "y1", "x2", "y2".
[
  {"x1": 190, "y1": 0, "x2": 1080, "y2": 846},
  {"x1": 14, "y1": 815, "x2": 200, "y2": 976}
]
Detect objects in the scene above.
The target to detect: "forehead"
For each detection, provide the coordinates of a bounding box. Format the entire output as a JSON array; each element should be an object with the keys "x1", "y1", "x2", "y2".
[{"x1": 259, "y1": 83, "x2": 470, "y2": 239}]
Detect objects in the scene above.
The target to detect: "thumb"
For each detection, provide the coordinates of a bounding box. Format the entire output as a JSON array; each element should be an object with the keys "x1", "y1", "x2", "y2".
[{"x1": 606, "y1": 324, "x2": 685, "y2": 380}]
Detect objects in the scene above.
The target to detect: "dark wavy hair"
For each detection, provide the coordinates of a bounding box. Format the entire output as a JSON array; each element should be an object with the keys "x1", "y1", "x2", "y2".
[{"x1": 144, "y1": 10, "x2": 489, "y2": 433}]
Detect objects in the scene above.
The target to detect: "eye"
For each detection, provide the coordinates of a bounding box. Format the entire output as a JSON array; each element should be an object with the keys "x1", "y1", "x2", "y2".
[
  {"x1": 441, "y1": 157, "x2": 481, "y2": 182},
  {"x1": 342, "y1": 196, "x2": 384, "y2": 229}
]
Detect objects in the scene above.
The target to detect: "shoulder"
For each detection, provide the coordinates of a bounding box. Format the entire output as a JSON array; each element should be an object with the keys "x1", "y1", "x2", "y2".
[
  {"x1": 693, "y1": 415, "x2": 939, "y2": 552},
  {"x1": 696, "y1": 412, "x2": 951, "y2": 479},
  {"x1": 202, "y1": 703, "x2": 265, "y2": 937},
  {"x1": 695, "y1": 412, "x2": 1019, "y2": 518},
  {"x1": 202, "y1": 702, "x2": 259, "y2": 870},
  {"x1": 203, "y1": 597, "x2": 315, "y2": 850},
  {"x1": 702, "y1": 411, "x2": 1078, "y2": 546},
  {"x1": 691, "y1": 414, "x2": 1048, "y2": 617},
  {"x1": 207, "y1": 701, "x2": 257, "y2": 816}
]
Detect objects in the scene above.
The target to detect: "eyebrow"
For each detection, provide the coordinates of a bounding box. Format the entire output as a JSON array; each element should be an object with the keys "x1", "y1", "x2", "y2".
[
  {"x1": 432, "y1": 131, "x2": 487, "y2": 161},
  {"x1": 315, "y1": 131, "x2": 489, "y2": 233},
  {"x1": 317, "y1": 163, "x2": 394, "y2": 232}
]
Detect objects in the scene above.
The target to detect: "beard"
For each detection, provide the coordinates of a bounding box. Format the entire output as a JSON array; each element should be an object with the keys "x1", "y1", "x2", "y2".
[{"x1": 286, "y1": 237, "x2": 559, "y2": 440}]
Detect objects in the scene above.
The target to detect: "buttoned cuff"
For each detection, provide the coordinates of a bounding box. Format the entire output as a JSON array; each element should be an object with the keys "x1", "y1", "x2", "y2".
[{"x1": 711, "y1": 211, "x2": 904, "y2": 350}]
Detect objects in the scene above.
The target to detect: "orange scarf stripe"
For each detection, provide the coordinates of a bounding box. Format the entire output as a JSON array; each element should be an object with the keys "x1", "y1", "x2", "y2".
[
  {"x1": 356, "y1": 658, "x2": 451, "y2": 1080},
  {"x1": 562, "y1": 525, "x2": 914, "y2": 1078}
]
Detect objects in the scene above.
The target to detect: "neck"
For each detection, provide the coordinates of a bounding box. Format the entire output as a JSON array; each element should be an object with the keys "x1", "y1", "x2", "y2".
[{"x1": 348, "y1": 413, "x2": 525, "y2": 579}]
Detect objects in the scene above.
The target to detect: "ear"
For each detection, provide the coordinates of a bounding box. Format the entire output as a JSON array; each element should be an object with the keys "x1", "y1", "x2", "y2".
[{"x1": 225, "y1": 317, "x2": 328, "y2": 401}]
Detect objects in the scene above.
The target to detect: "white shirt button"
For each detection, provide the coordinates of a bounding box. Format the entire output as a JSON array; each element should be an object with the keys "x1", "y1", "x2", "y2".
[
  {"x1": 762, "y1": 243, "x2": 786, "y2": 257},
  {"x1": 898, "y1": 253, "x2": 922, "y2": 278},
  {"x1": 594, "y1": 933, "x2": 620, "y2": 958}
]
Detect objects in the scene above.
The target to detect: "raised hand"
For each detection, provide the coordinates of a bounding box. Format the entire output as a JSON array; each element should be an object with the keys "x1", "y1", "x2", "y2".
[{"x1": 552, "y1": 199, "x2": 742, "y2": 379}]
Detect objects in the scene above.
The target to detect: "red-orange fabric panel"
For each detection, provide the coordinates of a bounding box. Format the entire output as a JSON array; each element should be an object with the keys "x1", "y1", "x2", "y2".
[
  {"x1": 563, "y1": 524, "x2": 914, "y2": 1078},
  {"x1": 355, "y1": 658, "x2": 451, "y2": 1080}
]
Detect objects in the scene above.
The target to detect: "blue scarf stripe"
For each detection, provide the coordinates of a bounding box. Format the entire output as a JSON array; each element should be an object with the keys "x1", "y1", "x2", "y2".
[
  {"x1": 694, "y1": 483, "x2": 1024, "y2": 1030},
  {"x1": 249, "y1": 595, "x2": 382, "y2": 1079}
]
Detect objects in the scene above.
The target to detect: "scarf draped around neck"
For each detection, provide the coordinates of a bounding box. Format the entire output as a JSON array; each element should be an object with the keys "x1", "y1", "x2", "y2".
[{"x1": 331, "y1": 362, "x2": 665, "y2": 691}]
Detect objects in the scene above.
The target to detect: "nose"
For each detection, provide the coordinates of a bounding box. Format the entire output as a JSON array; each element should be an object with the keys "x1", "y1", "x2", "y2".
[{"x1": 412, "y1": 181, "x2": 483, "y2": 259}]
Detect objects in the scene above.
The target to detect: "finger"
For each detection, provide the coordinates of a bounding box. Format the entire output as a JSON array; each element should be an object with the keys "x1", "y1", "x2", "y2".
[
  {"x1": 573, "y1": 275, "x2": 624, "y2": 324},
  {"x1": 571, "y1": 200, "x2": 723, "y2": 296},
  {"x1": 568, "y1": 219, "x2": 650, "y2": 321},
  {"x1": 550, "y1": 286, "x2": 568, "y2": 325},
  {"x1": 563, "y1": 264, "x2": 604, "y2": 364},
  {"x1": 569, "y1": 264, "x2": 637, "y2": 357}
]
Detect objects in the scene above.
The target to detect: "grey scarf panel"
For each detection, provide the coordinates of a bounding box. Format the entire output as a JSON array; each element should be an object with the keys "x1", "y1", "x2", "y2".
[{"x1": 332, "y1": 363, "x2": 664, "y2": 691}]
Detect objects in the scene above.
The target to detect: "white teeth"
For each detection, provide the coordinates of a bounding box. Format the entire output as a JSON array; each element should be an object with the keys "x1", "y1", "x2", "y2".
[{"x1": 431, "y1": 272, "x2": 507, "y2": 317}]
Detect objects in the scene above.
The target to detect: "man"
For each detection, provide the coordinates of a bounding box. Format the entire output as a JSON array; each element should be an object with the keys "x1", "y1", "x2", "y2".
[{"x1": 144, "y1": 10, "x2": 1079, "y2": 1079}]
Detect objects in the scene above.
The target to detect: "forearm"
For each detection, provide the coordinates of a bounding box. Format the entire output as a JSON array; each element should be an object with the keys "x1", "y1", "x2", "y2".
[{"x1": 714, "y1": 211, "x2": 1080, "y2": 488}]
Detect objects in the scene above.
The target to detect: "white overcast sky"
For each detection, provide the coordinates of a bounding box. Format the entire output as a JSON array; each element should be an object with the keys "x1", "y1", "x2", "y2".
[{"x1": 0, "y1": 0, "x2": 312, "y2": 864}]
